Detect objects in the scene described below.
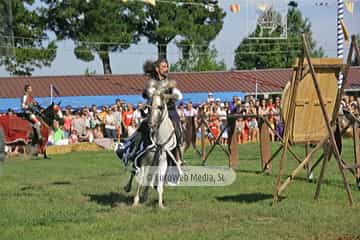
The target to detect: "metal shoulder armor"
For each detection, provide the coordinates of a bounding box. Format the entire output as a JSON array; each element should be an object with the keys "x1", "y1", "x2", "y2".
[{"x1": 143, "y1": 79, "x2": 157, "y2": 99}]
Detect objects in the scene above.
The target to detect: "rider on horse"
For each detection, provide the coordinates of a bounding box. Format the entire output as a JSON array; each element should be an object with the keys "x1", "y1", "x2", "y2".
[
  {"x1": 117, "y1": 58, "x2": 184, "y2": 164},
  {"x1": 21, "y1": 84, "x2": 42, "y2": 141}
]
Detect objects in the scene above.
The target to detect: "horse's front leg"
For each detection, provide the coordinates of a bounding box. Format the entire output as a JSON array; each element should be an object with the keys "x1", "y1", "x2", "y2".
[
  {"x1": 124, "y1": 172, "x2": 134, "y2": 193},
  {"x1": 133, "y1": 183, "x2": 141, "y2": 206},
  {"x1": 157, "y1": 153, "x2": 168, "y2": 209},
  {"x1": 133, "y1": 169, "x2": 143, "y2": 207}
]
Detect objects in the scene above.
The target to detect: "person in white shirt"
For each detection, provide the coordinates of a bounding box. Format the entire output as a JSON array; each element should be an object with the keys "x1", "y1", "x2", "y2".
[
  {"x1": 133, "y1": 103, "x2": 145, "y2": 126},
  {"x1": 217, "y1": 103, "x2": 227, "y2": 121},
  {"x1": 105, "y1": 108, "x2": 116, "y2": 140},
  {"x1": 184, "y1": 101, "x2": 197, "y2": 117}
]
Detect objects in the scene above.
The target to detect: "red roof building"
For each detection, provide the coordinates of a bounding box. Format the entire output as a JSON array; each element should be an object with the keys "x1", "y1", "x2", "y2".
[{"x1": 1, "y1": 67, "x2": 359, "y2": 98}]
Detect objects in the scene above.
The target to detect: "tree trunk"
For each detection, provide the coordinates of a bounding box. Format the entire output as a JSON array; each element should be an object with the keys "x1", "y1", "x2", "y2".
[
  {"x1": 158, "y1": 44, "x2": 167, "y2": 59},
  {"x1": 100, "y1": 52, "x2": 112, "y2": 74},
  {"x1": 181, "y1": 45, "x2": 191, "y2": 60}
]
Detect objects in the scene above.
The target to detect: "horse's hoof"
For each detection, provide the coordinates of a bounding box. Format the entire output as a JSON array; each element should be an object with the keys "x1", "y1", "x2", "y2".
[
  {"x1": 132, "y1": 203, "x2": 141, "y2": 207},
  {"x1": 159, "y1": 205, "x2": 166, "y2": 209},
  {"x1": 307, "y1": 172, "x2": 314, "y2": 182},
  {"x1": 123, "y1": 185, "x2": 131, "y2": 193}
]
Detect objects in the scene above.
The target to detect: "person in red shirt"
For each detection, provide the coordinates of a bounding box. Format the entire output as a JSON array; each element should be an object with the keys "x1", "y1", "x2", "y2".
[
  {"x1": 209, "y1": 117, "x2": 220, "y2": 145},
  {"x1": 122, "y1": 104, "x2": 135, "y2": 137},
  {"x1": 21, "y1": 84, "x2": 42, "y2": 141}
]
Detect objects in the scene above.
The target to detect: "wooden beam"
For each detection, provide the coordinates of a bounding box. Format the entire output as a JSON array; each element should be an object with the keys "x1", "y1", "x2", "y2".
[
  {"x1": 273, "y1": 45, "x2": 305, "y2": 204},
  {"x1": 302, "y1": 34, "x2": 353, "y2": 205}
]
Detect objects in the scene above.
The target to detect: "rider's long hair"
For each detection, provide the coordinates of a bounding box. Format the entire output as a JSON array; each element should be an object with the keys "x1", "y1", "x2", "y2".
[{"x1": 143, "y1": 58, "x2": 168, "y2": 80}]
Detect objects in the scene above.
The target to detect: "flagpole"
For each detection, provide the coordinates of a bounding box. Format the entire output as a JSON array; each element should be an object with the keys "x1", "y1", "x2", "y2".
[
  {"x1": 337, "y1": 0, "x2": 345, "y2": 86},
  {"x1": 50, "y1": 84, "x2": 53, "y2": 104},
  {"x1": 253, "y1": 67, "x2": 258, "y2": 100},
  {"x1": 255, "y1": 79, "x2": 258, "y2": 100}
]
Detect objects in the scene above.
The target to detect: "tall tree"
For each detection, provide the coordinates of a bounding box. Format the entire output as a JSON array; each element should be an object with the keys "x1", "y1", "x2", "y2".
[
  {"x1": 234, "y1": 1, "x2": 324, "y2": 70},
  {"x1": 140, "y1": 1, "x2": 225, "y2": 59},
  {"x1": 0, "y1": 0, "x2": 13, "y2": 57},
  {"x1": 42, "y1": 0, "x2": 143, "y2": 74},
  {"x1": 0, "y1": 0, "x2": 57, "y2": 76},
  {"x1": 171, "y1": 46, "x2": 226, "y2": 72}
]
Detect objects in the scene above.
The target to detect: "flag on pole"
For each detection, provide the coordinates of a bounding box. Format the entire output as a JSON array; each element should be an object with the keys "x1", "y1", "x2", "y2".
[
  {"x1": 340, "y1": 19, "x2": 350, "y2": 45},
  {"x1": 230, "y1": 4, "x2": 240, "y2": 13},
  {"x1": 143, "y1": 0, "x2": 156, "y2": 6},
  {"x1": 344, "y1": 0, "x2": 354, "y2": 15}
]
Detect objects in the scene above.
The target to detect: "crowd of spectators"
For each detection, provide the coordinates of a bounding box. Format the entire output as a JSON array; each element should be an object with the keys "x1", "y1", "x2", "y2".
[
  {"x1": 341, "y1": 95, "x2": 360, "y2": 115},
  {"x1": 178, "y1": 93, "x2": 283, "y2": 144},
  {"x1": 2, "y1": 93, "x2": 360, "y2": 156},
  {"x1": 48, "y1": 99, "x2": 144, "y2": 146}
]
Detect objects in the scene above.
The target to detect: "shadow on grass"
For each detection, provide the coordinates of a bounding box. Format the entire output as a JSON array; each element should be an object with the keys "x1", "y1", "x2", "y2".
[
  {"x1": 85, "y1": 192, "x2": 133, "y2": 207},
  {"x1": 216, "y1": 192, "x2": 274, "y2": 203},
  {"x1": 286, "y1": 175, "x2": 359, "y2": 191},
  {"x1": 236, "y1": 169, "x2": 264, "y2": 174},
  {"x1": 21, "y1": 185, "x2": 36, "y2": 191},
  {"x1": 52, "y1": 181, "x2": 72, "y2": 185}
]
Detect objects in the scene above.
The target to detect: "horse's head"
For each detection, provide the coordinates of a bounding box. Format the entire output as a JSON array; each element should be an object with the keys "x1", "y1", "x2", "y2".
[
  {"x1": 148, "y1": 92, "x2": 166, "y2": 131},
  {"x1": 42, "y1": 103, "x2": 64, "y2": 126}
]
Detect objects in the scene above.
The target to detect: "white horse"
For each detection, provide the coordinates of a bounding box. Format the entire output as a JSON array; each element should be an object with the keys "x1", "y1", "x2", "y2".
[{"x1": 131, "y1": 92, "x2": 181, "y2": 208}]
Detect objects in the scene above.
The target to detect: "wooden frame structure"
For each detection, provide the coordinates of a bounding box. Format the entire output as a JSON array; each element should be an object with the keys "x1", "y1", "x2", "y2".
[
  {"x1": 272, "y1": 34, "x2": 359, "y2": 206},
  {"x1": 183, "y1": 113, "x2": 238, "y2": 168}
]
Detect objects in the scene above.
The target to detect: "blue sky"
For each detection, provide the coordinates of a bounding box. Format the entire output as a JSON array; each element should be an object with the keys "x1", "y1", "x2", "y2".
[{"x1": 0, "y1": 0, "x2": 359, "y2": 76}]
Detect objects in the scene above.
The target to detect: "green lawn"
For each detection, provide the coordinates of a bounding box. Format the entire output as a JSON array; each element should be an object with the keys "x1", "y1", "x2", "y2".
[{"x1": 1, "y1": 140, "x2": 360, "y2": 240}]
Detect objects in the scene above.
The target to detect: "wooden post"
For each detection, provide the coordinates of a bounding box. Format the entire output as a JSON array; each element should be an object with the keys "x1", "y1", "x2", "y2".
[
  {"x1": 277, "y1": 132, "x2": 330, "y2": 195},
  {"x1": 353, "y1": 35, "x2": 360, "y2": 64},
  {"x1": 184, "y1": 116, "x2": 193, "y2": 152},
  {"x1": 302, "y1": 34, "x2": 353, "y2": 205},
  {"x1": 314, "y1": 145, "x2": 332, "y2": 200},
  {"x1": 274, "y1": 34, "x2": 358, "y2": 205},
  {"x1": 305, "y1": 142, "x2": 313, "y2": 180},
  {"x1": 354, "y1": 121, "x2": 360, "y2": 183},
  {"x1": 273, "y1": 45, "x2": 304, "y2": 204},
  {"x1": 184, "y1": 116, "x2": 202, "y2": 157},
  {"x1": 261, "y1": 116, "x2": 303, "y2": 164},
  {"x1": 200, "y1": 115, "x2": 206, "y2": 163},
  {"x1": 260, "y1": 123, "x2": 271, "y2": 172},
  {"x1": 351, "y1": 35, "x2": 360, "y2": 185},
  {"x1": 229, "y1": 125, "x2": 238, "y2": 169},
  {"x1": 226, "y1": 115, "x2": 238, "y2": 169},
  {"x1": 309, "y1": 153, "x2": 325, "y2": 173}
]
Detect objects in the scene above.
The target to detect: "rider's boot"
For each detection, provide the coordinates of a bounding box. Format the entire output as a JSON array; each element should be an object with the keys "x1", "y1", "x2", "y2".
[
  {"x1": 34, "y1": 122, "x2": 42, "y2": 142},
  {"x1": 127, "y1": 132, "x2": 143, "y2": 163}
]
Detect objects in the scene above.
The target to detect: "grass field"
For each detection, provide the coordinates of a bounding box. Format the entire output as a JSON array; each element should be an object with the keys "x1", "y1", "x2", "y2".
[{"x1": 1, "y1": 140, "x2": 360, "y2": 240}]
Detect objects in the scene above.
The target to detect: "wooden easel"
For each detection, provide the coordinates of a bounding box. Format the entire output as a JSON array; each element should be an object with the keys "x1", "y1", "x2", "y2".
[
  {"x1": 260, "y1": 114, "x2": 303, "y2": 172},
  {"x1": 199, "y1": 114, "x2": 238, "y2": 168},
  {"x1": 187, "y1": 112, "x2": 237, "y2": 168},
  {"x1": 273, "y1": 34, "x2": 358, "y2": 206}
]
